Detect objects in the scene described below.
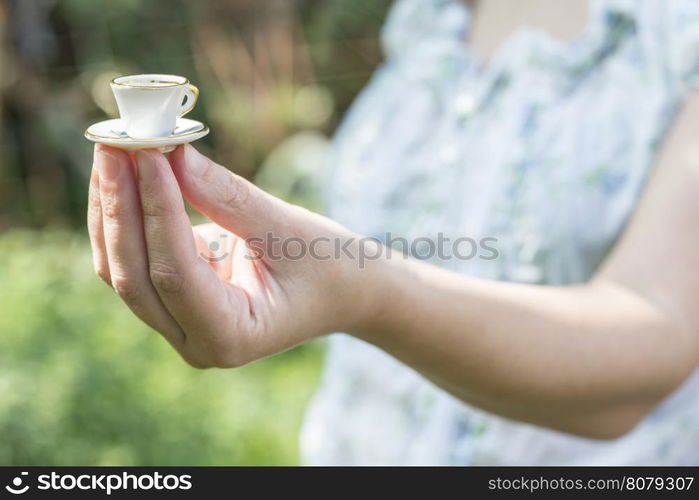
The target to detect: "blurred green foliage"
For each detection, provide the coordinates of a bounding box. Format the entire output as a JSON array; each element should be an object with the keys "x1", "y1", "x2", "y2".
[
  {"x1": 0, "y1": 229, "x2": 324, "y2": 465},
  {"x1": 0, "y1": 0, "x2": 391, "y2": 465}
]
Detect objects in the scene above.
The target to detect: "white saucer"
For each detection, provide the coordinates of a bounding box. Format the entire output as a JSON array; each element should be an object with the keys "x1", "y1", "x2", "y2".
[{"x1": 84, "y1": 118, "x2": 209, "y2": 152}]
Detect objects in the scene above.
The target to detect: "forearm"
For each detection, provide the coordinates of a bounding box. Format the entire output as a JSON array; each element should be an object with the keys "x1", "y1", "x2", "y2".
[
  {"x1": 335, "y1": 94, "x2": 699, "y2": 438},
  {"x1": 349, "y1": 255, "x2": 698, "y2": 438}
]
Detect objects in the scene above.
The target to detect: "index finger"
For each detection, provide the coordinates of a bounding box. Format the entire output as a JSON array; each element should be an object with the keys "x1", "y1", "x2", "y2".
[{"x1": 134, "y1": 150, "x2": 254, "y2": 359}]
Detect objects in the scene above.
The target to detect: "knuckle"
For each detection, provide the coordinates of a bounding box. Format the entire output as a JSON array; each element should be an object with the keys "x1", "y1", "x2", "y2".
[
  {"x1": 210, "y1": 355, "x2": 241, "y2": 369},
  {"x1": 141, "y1": 196, "x2": 171, "y2": 220},
  {"x1": 100, "y1": 194, "x2": 126, "y2": 219},
  {"x1": 199, "y1": 336, "x2": 249, "y2": 369},
  {"x1": 149, "y1": 262, "x2": 185, "y2": 294},
  {"x1": 197, "y1": 155, "x2": 215, "y2": 182},
  {"x1": 187, "y1": 361, "x2": 212, "y2": 370},
  {"x1": 87, "y1": 209, "x2": 101, "y2": 232},
  {"x1": 88, "y1": 188, "x2": 101, "y2": 214},
  {"x1": 222, "y1": 174, "x2": 250, "y2": 210},
  {"x1": 210, "y1": 355, "x2": 245, "y2": 369},
  {"x1": 180, "y1": 352, "x2": 212, "y2": 370},
  {"x1": 111, "y1": 275, "x2": 141, "y2": 303}
]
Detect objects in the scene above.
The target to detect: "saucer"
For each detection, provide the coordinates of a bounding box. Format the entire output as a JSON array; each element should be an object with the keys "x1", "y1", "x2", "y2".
[{"x1": 84, "y1": 118, "x2": 209, "y2": 152}]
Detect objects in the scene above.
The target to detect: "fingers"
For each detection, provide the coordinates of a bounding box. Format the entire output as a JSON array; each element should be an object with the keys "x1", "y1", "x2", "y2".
[
  {"x1": 193, "y1": 223, "x2": 236, "y2": 281},
  {"x1": 135, "y1": 149, "x2": 254, "y2": 366},
  {"x1": 95, "y1": 144, "x2": 187, "y2": 350},
  {"x1": 168, "y1": 144, "x2": 290, "y2": 240},
  {"x1": 87, "y1": 151, "x2": 110, "y2": 285}
]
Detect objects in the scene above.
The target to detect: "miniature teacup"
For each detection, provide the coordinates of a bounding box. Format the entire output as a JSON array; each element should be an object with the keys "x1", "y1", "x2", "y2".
[{"x1": 111, "y1": 74, "x2": 199, "y2": 138}]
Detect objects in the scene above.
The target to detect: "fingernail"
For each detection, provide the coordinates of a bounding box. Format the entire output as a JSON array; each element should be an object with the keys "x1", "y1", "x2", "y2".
[
  {"x1": 97, "y1": 148, "x2": 122, "y2": 182},
  {"x1": 136, "y1": 150, "x2": 158, "y2": 183}
]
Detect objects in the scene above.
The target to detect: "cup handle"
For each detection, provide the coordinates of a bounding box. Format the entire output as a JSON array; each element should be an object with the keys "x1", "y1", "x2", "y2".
[{"x1": 179, "y1": 84, "x2": 199, "y2": 116}]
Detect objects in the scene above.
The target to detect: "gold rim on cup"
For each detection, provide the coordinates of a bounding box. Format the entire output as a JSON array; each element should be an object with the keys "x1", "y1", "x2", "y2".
[{"x1": 109, "y1": 75, "x2": 190, "y2": 89}]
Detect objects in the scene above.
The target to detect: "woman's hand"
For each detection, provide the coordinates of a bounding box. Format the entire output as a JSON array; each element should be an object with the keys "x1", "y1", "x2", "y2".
[
  {"x1": 87, "y1": 144, "x2": 372, "y2": 368},
  {"x1": 88, "y1": 90, "x2": 699, "y2": 439}
]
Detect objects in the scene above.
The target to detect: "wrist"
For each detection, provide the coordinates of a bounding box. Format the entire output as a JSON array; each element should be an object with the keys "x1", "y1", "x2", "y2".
[{"x1": 338, "y1": 238, "x2": 403, "y2": 341}]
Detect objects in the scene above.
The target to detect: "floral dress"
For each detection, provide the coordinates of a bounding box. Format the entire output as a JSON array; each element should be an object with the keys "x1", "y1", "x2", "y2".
[{"x1": 300, "y1": 0, "x2": 699, "y2": 465}]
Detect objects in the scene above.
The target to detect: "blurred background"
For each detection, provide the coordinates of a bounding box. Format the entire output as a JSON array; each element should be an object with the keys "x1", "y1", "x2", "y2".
[{"x1": 0, "y1": 0, "x2": 390, "y2": 464}]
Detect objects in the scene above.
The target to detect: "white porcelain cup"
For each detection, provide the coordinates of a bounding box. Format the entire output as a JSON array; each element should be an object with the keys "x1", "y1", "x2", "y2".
[{"x1": 110, "y1": 74, "x2": 199, "y2": 138}]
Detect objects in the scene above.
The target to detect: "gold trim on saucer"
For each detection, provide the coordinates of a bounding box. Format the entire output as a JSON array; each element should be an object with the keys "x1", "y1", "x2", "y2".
[{"x1": 84, "y1": 126, "x2": 209, "y2": 142}]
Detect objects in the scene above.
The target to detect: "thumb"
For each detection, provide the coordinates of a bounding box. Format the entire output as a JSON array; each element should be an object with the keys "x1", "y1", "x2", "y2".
[{"x1": 169, "y1": 144, "x2": 292, "y2": 241}]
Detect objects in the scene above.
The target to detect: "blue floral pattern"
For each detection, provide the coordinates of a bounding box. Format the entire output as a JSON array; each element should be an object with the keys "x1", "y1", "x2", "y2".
[{"x1": 300, "y1": 0, "x2": 699, "y2": 464}]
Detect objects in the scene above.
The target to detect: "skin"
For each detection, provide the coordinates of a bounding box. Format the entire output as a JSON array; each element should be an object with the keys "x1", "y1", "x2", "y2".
[
  {"x1": 466, "y1": 0, "x2": 590, "y2": 63},
  {"x1": 87, "y1": 0, "x2": 699, "y2": 439}
]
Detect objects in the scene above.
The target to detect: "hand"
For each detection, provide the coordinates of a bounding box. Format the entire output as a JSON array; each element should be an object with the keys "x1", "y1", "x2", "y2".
[{"x1": 87, "y1": 144, "x2": 373, "y2": 368}]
